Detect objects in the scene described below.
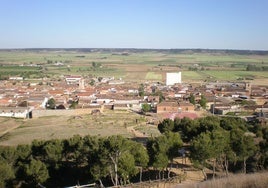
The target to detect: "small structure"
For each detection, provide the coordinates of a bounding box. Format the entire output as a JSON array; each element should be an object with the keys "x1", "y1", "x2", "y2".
[
  {"x1": 157, "y1": 101, "x2": 179, "y2": 113},
  {"x1": 9, "y1": 76, "x2": 23, "y2": 81},
  {"x1": 166, "y1": 72, "x2": 182, "y2": 86},
  {"x1": 178, "y1": 102, "x2": 195, "y2": 112},
  {"x1": 65, "y1": 75, "x2": 82, "y2": 85},
  {"x1": 157, "y1": 101, "x2": 194, "y2": 113},
  {"x1": 0, "y1": 107, "x2": 33, "y2": 118}
]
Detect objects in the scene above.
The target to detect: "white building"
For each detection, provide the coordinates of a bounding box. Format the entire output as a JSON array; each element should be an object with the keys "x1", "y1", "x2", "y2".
[
  {"x1": 166, "y1": 72, "x2": 182, "y2": 86},
  {"x1": 0, "y1": 107, "x2": 33, "y2": 118},
  {"x1": 9, "y1": 76, "x2": 23, "y2": 81},
  {"x1": 65, "y1": 75, "x2": 82, "y2": 85}
]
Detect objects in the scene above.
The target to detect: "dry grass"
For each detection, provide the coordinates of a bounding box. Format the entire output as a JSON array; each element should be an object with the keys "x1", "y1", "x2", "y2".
[
  {"x1": 0, "y1": 118, "x2": 23, "y2": 136},
  {"x1": 177, "y1": 171, "x2": 268, "y2": 188},
  {"x1": 0, "y1": 111, "x2": 160, "y2": 146}
]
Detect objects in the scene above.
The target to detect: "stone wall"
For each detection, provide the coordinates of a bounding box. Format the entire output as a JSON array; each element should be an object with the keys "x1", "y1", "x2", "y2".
[{"x1": 33, "y1": 107, "x2": 102, "y2": 118}]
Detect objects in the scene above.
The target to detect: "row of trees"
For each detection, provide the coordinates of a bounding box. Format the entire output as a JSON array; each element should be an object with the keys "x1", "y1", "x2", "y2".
[
  {"x1": 246, "y1": 64, "x2": 268, "y2": 71},
  {"x1": 0, "y1": 133, "x2": 183, "y2": 187},
  {"x1": 1, "y1": 116, "x2": 267, "y2": 187},
  {"x1": 158, "y1": 116, "x2": 268, "y2": 178}
]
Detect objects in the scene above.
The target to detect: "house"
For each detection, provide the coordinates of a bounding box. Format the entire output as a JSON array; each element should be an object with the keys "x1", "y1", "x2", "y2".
[
  {"x1": 144, "y1": 95, "x2": 159, "y2": 102},
  {"x1": 65, "y1": 75, "x2": 82, "y2": 85},
  {"x1": 157, "y1": 101, "x2": 179, "y2": 113},
  {"x1": 113, "y1": 96, "x2": 141, "y2": 110},
  {"x1": 178, "y1": 102, "x2": 195, "y2": 112},
  {"x1": 0, "y1": 107, "x2": 33, "y2": 118},
  {"x1": 211, "y1": 103, "x2": 241, "y2": 115},
  {"x1": 108, "y1": 80, "x2": 125, "y2": 85},
  {"x1": 48, "y1": 89, "x2": 64, "y2": 97},
  {"x1": 113, "y1": 104, "x2": 129, "y2": 111},
  {"x1": 95, "y1": 94, "x2": 114, "y2": 104},
  {"x1": 174, "y1": 89, "x2": 187, "y2": 99},
  {"x1": 0, "y1": 98, "x2": 13, "y2": 107},
  {"x1": 9, "y1": 76, "x2": 23, "y2": 81}
]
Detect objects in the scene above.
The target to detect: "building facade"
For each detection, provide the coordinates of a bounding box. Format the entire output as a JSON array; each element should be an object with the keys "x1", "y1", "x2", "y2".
[{"x1": 166, "y1": 72, "x2": 182, "y2": 86}]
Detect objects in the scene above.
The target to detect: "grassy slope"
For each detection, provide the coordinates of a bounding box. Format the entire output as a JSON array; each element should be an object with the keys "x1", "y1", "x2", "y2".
[
  {"x1": 180, "y1": 171, "x2": 268, "y2": 188},
  {"x1": 0, "y1": 111, "x2": 160, "y2": 146}
]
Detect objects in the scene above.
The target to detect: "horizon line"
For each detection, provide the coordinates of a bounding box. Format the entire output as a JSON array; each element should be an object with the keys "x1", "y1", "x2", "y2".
[{"x1": 0, "y1": 47, "x2": 268, "y2": 52}]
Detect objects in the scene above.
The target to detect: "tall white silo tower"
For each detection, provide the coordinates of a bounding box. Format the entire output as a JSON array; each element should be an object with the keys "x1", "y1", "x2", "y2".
[{"x1": 166, "y1": 72, "x2": 182, "y2": 86}]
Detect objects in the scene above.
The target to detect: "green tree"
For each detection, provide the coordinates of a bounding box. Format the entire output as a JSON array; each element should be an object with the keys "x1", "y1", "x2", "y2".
[
  {"x1": 189, "y1": 93, "x2": 195, "y2": 105},
  {"x1": 198, "y1": 116, "x2": 220, "y2": 133},
  {"x1": 259, "y1": 139, "x2": 268, "y2": 169},
  {"x1": 118, "y1": 152, "x2": 137, "y2": 185},
  {"x1": 31, "y1": 140, "x2": 46, "y2": 161},
  {"x1": 69, "y1": 101, "x2": 78, "y2": 109},
  {"x1": 199, "y1": 95, "x2": 207, "y2": 109},
  {"x1": 129, "y1": 142, "x2": 149, "y2": 182},
  {"x1": 63, "y1": 135, "x2": 84, "y2": 166},
  {"x1": 92, "y1": 61, "x2": 96, "y2": 68},
  {"x1": 95, "y1": 135, "x2": 146, "y2": 186},
  {"x1": 142, "y1": 103, "x2": 151, "y2": 113},
  {"x1": 92, "y1": 62, "x2": 101, "y2": 68},
  {"x1": 190, "y1": 132, "x2": 213, "y2": 180},
  {"x1": 152, "y1": 90, "x2": 165, "y2": 102},
  {"x1": 43, "y1": 139, "x2": 64, "y2": 169},
  {"x1": 16, "y1": 144, "x2": 31, "y2": 161},
  {"x1": 158, "y1": 119, "x2": 174, "y2": 133},
  {"x1": 98, "y1": 77, "x2": 103, "y2": 82},
  {"x1": 23, "y1": 159, "x2": 49, "y2": 186},
  {"x1": 0, "y1": 146, "x2": 18, "y2": 166},
  {"x1": 147, "y1": 136, "x2": 169, "y2": 179},
  {"x1": 89, "y1": 79, "x2": 95, "y2": 86},
  {"x1": 165, "y1": 132, "x2": 183, "y2": 177},
  {"x1": 147, "y1": 133, "x2": 182, "y2": 179},
  {"x1": 83, "y1": 137, "x2": 109, "y2": 186},
  {"x1": 0, "y1": 160, "x2": 15, "y2": 187},
  {"x1": 138, "y1": 84, "x2": 145, "y2": 97},
  {"x1": 46, "y1": 98, "x2": 56, "y2": 109},
  {"x1": 230, "y1": 129, "x2": 257, "y2": 173},
  {"x1": 210, "y1": 129, "x2": 229, "y2": 178},
  {"x1": 174, "y1": 117, "x2": 200, "y2": 142},
  {"x1": 104, "y1": 136, "x2": 128, "y2": 186}
]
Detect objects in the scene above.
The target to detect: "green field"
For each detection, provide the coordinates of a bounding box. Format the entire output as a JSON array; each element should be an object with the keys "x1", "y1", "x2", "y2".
[
  {"x1": 0, "y1": 49, "x2": 268, "y2": 83},
  {"x1": 182, "y1": 71, "x2": 205, "y2": 80},
  {"x1": 145, "y1": 72, "x2": 162, "y2": 80},
  {"x1": 182, "y1": 70, "x2": 268, "y2": 83}
]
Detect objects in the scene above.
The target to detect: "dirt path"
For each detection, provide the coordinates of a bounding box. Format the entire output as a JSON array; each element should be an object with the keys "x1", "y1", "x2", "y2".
[
  {"x1": 171, "y1": 157, "x2": 205, "y2": 186},
  {"x1": 127, "y1": 125, "x2": 147, "y2": 137},
  {"x1": 0, "y1": 118, "x2": 22, "y2": 137}
]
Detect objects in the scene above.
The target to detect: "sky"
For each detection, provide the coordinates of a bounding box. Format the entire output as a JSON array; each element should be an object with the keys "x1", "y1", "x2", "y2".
[{"x1": 0, "y1": 0, "x2": 268, "y2": 50}]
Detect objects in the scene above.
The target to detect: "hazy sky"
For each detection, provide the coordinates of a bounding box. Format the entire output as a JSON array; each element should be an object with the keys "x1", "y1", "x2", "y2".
[{"x1": 0, "y1": 0, "x2": 268, "y2": 50}]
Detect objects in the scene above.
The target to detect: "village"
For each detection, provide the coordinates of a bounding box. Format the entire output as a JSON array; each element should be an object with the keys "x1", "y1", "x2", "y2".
[{"x1": 0, "y1": 72, "x2": 267, "y2": 125}]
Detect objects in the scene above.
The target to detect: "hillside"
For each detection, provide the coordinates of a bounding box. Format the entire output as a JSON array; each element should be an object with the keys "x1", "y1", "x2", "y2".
[{"x1": 178, "y1": 171, "x2": 268, "y2": 188}]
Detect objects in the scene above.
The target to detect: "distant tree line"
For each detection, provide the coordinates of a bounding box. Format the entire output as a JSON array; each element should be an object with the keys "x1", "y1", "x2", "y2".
[
  {"x1": 4, "y1": 48, "x2": 268, "y2": 55},
  {"x1": 246, "y1": 64, "x2": 268, "y2": 71}
]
